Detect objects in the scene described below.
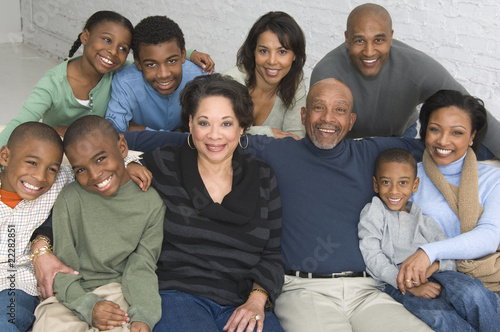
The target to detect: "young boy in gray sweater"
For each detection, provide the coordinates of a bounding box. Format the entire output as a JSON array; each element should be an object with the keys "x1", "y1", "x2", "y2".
[{"x1": 358, "y1": 148, "x2": 499, "y2": 332}]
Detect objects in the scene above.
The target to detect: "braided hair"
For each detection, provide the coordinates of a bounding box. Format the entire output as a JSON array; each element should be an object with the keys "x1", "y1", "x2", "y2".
[{"x1": 66, "y1": 10, "x2": 133, "y2": 60}]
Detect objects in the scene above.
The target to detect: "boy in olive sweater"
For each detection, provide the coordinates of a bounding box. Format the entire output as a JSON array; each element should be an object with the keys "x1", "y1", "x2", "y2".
[{"x1": 33, "y1": 116, "x2": 165, "y2": 332}]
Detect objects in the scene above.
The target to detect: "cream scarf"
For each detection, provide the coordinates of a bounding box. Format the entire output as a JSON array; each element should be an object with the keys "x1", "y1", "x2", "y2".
[{"x1": 423, "y1": 148, "x2": 500, "y2": 291}]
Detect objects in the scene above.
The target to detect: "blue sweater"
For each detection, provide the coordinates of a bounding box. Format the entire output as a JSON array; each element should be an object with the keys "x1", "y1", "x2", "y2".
[
  {"x1": 412, "y1": 154, "x2": 500, "y2": 264},
  {"x1": 105, "y1": 61, "x2": 206, "y2": 133},
  {"x1": 124, "y1": 131, "x2": 424, "y2": 273}
]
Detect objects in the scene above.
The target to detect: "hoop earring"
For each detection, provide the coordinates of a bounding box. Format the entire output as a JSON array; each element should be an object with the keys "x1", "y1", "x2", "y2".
[
  {"x1": 239, "y1": 133, "x2": 249, "y2": 149},
  {"x1": 187, "y1": 133, "x2": 196, "y2": 150}
]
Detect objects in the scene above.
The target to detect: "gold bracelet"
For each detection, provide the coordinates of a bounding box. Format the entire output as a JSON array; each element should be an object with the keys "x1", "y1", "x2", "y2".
[
  {"x1": 249, "y1": 288, "x2": 272, "y2": 309},
  {"x1": 31, "y1": 235, "x2": 51, "y2": 248},
  {"x1": 30, "y1": 246, "x2": 52, "y2": 264},
  {"x1": 250, "y1": 288, "x2": 268, "y2": 298}
]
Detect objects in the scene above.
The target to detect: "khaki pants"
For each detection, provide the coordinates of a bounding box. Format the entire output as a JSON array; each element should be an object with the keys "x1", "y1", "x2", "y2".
[
  {"x1": 274, "y1": 275, "x2": 433, "y2": 332},
  {"x1": 33, "y1": 282, "x2": 130, "y2": 332}
]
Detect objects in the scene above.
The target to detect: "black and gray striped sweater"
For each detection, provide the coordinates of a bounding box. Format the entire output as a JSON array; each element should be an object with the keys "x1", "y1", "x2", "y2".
[{"x1": 142, "y1": 143, "x2": 284, "y2": 307}]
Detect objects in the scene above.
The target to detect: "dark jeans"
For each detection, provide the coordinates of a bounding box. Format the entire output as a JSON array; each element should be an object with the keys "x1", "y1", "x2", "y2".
[
  {"x1": 153, "y1": 290, "x2": 284, "y2": 332},
  {"x1": 384, "y1": 271, "x2": 500, "y2": 332},
  {"x1": 0, "y1": 289, "x2": 39, "y2": 332}
]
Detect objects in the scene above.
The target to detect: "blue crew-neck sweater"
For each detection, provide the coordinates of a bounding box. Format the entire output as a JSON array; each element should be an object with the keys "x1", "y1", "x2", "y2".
[{"x1": 248, "y1": 135, "x2": 423, "y2": 273}]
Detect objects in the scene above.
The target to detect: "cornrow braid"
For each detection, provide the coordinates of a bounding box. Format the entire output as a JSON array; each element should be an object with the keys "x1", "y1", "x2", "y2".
[{"x1": 67, "y1": 33, "x2": 83, "y2": 60}]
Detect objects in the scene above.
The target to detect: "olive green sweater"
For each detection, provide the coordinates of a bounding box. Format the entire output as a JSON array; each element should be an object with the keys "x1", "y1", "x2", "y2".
[{"x1": 53, "y1": 180, "x2": 165, "y2": 330}]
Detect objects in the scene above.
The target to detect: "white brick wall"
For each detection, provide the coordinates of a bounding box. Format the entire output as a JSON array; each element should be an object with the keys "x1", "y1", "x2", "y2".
[{"x1": 20, "y1": 0, "x2": 500, "y2": 120}]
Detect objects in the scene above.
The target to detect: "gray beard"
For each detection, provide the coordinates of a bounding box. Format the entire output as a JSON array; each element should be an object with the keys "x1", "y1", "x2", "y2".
[{"x1": 310, "y1": 134, "x2": 340, "y2": 150}]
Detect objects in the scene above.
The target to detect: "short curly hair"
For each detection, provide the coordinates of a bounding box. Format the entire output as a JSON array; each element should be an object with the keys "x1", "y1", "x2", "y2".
[
  {"x1": 374, "y1": 148, "x2": 417, "y2": 178},
  {"x1": 132, "y1": 16, "x2": 185, "y2": 59},
  {"x1": 180, "y1": 74, "x2": 254, "y2": 132}
]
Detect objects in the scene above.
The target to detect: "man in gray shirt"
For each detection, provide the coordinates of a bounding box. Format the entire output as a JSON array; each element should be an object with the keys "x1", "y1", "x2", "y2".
[{"x1": 311, "y1": 3, "x2": 500, "y2": 158}]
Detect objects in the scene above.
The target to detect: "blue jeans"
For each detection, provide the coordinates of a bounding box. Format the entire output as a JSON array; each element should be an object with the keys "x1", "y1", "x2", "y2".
[
  {"x1": 0, "y1": 289, "x2": 39, "y2": 332},
  {"x1": 384, "y1": 271, "x2": 500, "y2": 332},
  {"x1": 153, "y1": 290, "x2": 284, "y2": 332}
]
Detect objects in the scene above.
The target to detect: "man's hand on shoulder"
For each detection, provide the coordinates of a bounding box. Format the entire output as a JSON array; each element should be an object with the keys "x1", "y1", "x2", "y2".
[
  {"x1": 271, "y1": 128, "x2": 301, "y2": 140},
  {"x1": 190, "y1": 50, "x2": 215, "y2": 74},
  {"x1": 126, "y1": 162, "x2": 152, "y2": 191}
]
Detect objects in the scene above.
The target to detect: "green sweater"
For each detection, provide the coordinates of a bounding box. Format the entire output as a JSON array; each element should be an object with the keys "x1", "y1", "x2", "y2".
[
  {"x1": 52, "y1": 180, "x2": 165, "y2": 330},
  {"x1": 0, "y1": 56, "x2": 113, "y2": 146}
]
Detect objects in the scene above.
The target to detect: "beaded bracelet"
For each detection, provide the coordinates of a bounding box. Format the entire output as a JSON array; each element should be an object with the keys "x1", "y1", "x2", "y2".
[{"x1": 30, "y1": 246, "x2": 52, "y2": 264}]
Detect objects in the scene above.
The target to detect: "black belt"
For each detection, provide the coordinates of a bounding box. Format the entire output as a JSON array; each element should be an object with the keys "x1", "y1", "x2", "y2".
[{"x1": 285, "y1": 270, "x2": 370, "y2": 278}]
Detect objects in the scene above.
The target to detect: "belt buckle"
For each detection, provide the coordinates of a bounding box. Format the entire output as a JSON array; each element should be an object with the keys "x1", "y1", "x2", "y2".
[
  {"x1": 287, "y1": 270, "x2": 367, "y2": 278},
  {"x1": 332, "y1": 271, "x2": 351, "y2": 278}
]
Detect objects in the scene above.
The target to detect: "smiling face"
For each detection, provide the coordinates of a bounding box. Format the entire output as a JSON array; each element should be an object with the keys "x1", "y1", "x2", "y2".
[
  {"x1": 81, "y1": 21, "x2": 132, "y2": 75},
  {"x1": 65, "y1": 131, "x2": 130, "y2": 197},
  {"x1": 301, "y1": 79, "x2": 356, "y2": 149},
  {"x1": 0, "y1": 139, "x2": 62, "y2": 201},
  {"x1": 135, "y1": 40, "x2": 186, "y2": 95},
  {"x1": 254, "y1": 30, "x2": 296, "y2": 88},
  {"x1": 345, "y1": 12, "x2": 393, "y2": 77},
  {"x1": 189, "y1": 96, "x2": 244, "y2": 165},
  {"x1": 425, "y1": 106, "x2": 476, "y2": 166},
  {"x1": 373, "y1": 162, "x2": 419, "y2": 212}
]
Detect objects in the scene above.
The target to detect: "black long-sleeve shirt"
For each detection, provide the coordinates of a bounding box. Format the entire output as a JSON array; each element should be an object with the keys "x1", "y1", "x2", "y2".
[{"x1": 142, "y1": 143, "x2": 284, "y2": 306}]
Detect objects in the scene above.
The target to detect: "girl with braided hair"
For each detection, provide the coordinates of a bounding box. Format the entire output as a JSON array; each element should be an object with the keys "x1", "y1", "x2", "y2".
[{"x1": 0, "y1": 10, "x2": 133, "y2": 146}]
